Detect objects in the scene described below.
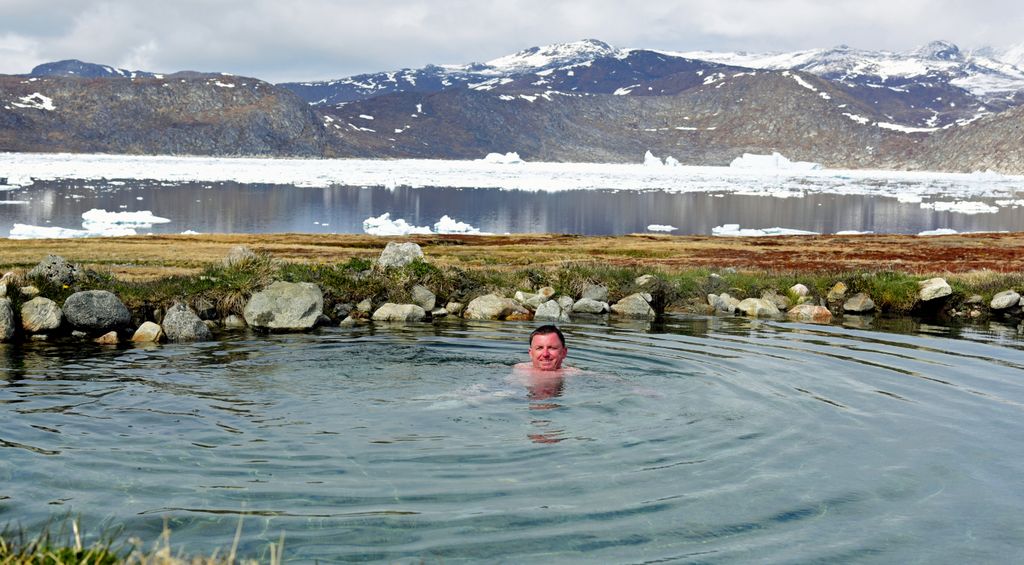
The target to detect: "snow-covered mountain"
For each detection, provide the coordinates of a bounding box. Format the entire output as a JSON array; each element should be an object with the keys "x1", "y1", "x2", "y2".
[{"x1": 280, "y1": 39, "x2": 1024, "y2": 129}]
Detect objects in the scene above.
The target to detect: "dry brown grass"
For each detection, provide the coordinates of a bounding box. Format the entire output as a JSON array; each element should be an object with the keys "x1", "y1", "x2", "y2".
[{"x1": 3, "y1": 232, "x2": 1024, "y2": 281}]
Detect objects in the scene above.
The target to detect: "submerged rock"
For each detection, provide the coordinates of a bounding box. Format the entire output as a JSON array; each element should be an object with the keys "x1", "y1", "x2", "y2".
[
  {"x1": 736, "y1": 298, "x2": 781, "y2": 318},
  {"x1": 162, "y1": 304, "x2": 213, "y2": 342},
  {"x1": 63, "y1": 290, "x2": 131, "y2": 332},
  {"x1": 710, "y1": 293, "x2": 740, "y2": 314},
  {"x1": 21, "y1": 297, "x2": 62, "y2": 333},
  {"x1": 372, "y1": 303, "x2": 427, "y2": 322},
  {"x1": 787, "y1": 304, "x2": 833, "y2": 324},
  {"x1": 464, "y1": 294, "x2": 529, "y2": 320},
  {"x1": 534, "y1": 300, "x2": 571, "y2": 322},
  {"x1": 843, "y1": 293, "x2": 876, "y2": 313},
  {"x1": 131, "y1": 321, "x2": 165, "y2": 343},
  {"x1": 244, "y1": 281, "x2": 324, "y2": 330},
  {"x1": 94, "y1": 331, "x2": 119, "y2": 345},
  {"x1": 611, "y1": 293, "x2": 656, "y2": 319}
]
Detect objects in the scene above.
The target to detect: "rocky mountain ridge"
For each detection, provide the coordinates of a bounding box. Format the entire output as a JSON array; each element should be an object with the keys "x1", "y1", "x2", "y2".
[{"x1": 2, "y1": 39, "x2": 1024, "y2": 172}]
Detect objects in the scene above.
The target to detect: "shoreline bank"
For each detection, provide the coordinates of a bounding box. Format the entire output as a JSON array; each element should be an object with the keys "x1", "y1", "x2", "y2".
[{"x1": 3, "y1": 233, "x2": 1024, "y2": 344}]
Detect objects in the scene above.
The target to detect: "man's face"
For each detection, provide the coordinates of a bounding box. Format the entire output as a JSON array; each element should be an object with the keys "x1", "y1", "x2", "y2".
[{"x1": 529, "y1": 332, "x2": 567, "y2": 371}]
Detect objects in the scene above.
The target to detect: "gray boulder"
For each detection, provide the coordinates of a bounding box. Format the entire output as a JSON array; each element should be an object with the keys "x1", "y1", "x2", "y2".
[
  {"x1": 372, "y1": 303, "x2": 427, "y2": 322},
  {"x1": 162, "y1": 304, "x2": 213, "y2": 342},
  {"x1": 556, "y1": 295, "x2": 574, "y2": 311},
  {"x1": 28, "y1": 254, "x2": 80, "y2": 286},
  {"x1": 411, "y1": 285, "x2": 436, "y2": 311},
  {"x1": 762, "y1": 290, "x2": 792, "y2": 311},
  {"x1": 581, "y1": 284, "x2": 609, "y2": 302},
  {"x1": 736, "y1": 298, "x2": 781, "y2": 318},
  {"x1": 827, "y1": 282, "x2": 848, "y2": 302},
  {"x1": 790, "y1": 283, "x2": 810, "y2": 297},
  {"x1": 243, "y1": 281, "x2": 324, "y2": 330},
  {"x1": 918, "y1": 278, "x2": 952, "y2": 302},
  {"x1": 572, "y1": 297, "x2": 609, "y2": 314},
  {"x1": 843, "y1": 293, "x2": 876, "y2": 313},
  {"x1": 464, "y1": 294, "x2": 529, "y2": 320},
  {"x1": 445, "y1": 301, "x2": 465, "y2": 316},
  {"x1": 222, "y1": 315, "x2": 247, "y2": 329},
  {"x1": 21, "y1": 297, "x2": 63, "y2": 333},
  {"x1": 635, "y1": 274, "x2": 660, "y2": 291},
  {"x1": 990, "y1": 290, "x2": 1021, "y2": 310},
  {"x1": 63, "y1": 290, "x2": 131, "y2": 332},
  {"x1": 611, "y1": 293, "x2": 656, "y2": 319},
  {"x1": 534, "y1": 300, "x2": 571, "y2": 322},
  {"x1": 377, "y1": 242, "x2": 424, "y2": 268},
  {"x1": 131, "y1": 321, "x2": 165, "y2": 343},
  {"x1": 787, "y1": 304, "x2": 833, "y2": 324},
  {"x1": 0, "y1": 298, "x2": 14, "y2": 342}
]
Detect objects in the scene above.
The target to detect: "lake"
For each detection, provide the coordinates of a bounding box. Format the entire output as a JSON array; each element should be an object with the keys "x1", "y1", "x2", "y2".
[
  {"x1": 4, "y1": 179, "x2": 1024, "y2": 236},
  {"x1": 3, "y1": 318, "x2": 1024, "y2": 562}
]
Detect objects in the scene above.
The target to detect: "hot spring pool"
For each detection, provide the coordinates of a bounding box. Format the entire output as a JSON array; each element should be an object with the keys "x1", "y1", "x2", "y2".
[{"x1": 2, "y1": 317, "x2": 1024, "y2": 563}]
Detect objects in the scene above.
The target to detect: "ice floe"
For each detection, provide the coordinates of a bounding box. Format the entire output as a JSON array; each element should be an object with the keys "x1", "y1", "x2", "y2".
[
  {"x1": 81, "y1": 208, "x2": 171, "y2": 226},
  {"x1": 919, "y1": 201, "x2": 999, "y2": 214},
  {"x1": 9, "y1": 223, "x2": 137, "y2": 239},
  {"x1": 712, "y1": 224, "x2": 820, "y2": 237},
  {"x1": 646, "y1": 224, "x2": 678, "y2": 232},
  {"x1": 917, "y1": 228, "x2": 960, "y2": 236}
]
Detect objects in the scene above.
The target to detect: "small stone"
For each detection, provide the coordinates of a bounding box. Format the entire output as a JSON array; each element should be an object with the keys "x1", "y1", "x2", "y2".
[
  {"x1": 536, "y1": 286, "x2": 556, "y2": 300},
  {"x1": 464, "y1": 294, "x2": 529, "y2": 320},
  {"x1": 131, "y1": 321, "x2": 164, "y2": 343},
  {"x1": 843, "y1": 292, "x2": 876, "y2": 313},
  {"x1": 430, "y1": 307, "x2": 448, "y2": 318},
  {"x1": 827, "y1": 282, "x2": 848, "y2": 302},
  {"x1": 445, "y1": 301, "x2": 465, "y2": 316},
  {"x1": 356, "y1": 299, "x2": 373, "y2": 313},
  {"x1": 19, "y1": 286, "x2": 40, "y2": 299},
  {"x1": 506, "y1": 311, "x2": 534, "y2": 322},
  {"x1": 333, "y1": 303, "x2": 355, "y2": 319},
  {"x1": 162, "y1": 304, "x2": 213, "y2": 342},
  {"x1": 712, "y1": 293, "x2": 740, "y2": 314},
  {"x1": 969, "y1": 309, "x2": 982, "y2": 318},
  {"x1": 635, "y1": 274, "x2": 659, "y2": 290},
  {"x1": 990, "y1": 290, "x2": 1021, "y2": 310},
  {"x1": 762, "y1": 290, "x2": 791, "y2": 311},
  {"x1": 71, "y1": 330, "x2": 88, "y2": 338},
  {"x1": 786, "y1": 304, "x2": 833, "y2": 324},
  {"x1": 94, "y1": 331, "x2": 119, "y2": 345},
  {"x1": 918, "y1": 278, "x2": 952, "y2": 302},
  {"x1": 339, "y1": 316, "x2": 357, "y2": 327},
  {"x1": 194, "y1": 297, "x2": 218, "y2": 320},
  {"x1": 556, "y1": 295, "x2": 574, "y2": 311},
  {"x1": 0, "y1": 298, "x2": 14, "y2": 342},
  {"x1": 965, "y1": 294, "x2": 985, "y2": 305},
  {"x1": 222, "y1": 315, "x2": 247, "y2": 329},
  {"x1": 790, "y1": 283, "x2": 810, "y2": 297},
  {"x1": 203, "y1": 320, "x2": 218, "y2": 331}
]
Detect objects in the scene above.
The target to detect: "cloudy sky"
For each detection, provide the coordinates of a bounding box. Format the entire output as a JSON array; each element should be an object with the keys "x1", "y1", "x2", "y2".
[{"x1": 2, "y1": 0, "x2": 1021, "y2": 83}]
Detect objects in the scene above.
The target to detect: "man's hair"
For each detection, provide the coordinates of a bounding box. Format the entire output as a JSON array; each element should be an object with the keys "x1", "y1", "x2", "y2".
[{"x1": 529, "y1": 325, "x2": 565, "y2": 347}]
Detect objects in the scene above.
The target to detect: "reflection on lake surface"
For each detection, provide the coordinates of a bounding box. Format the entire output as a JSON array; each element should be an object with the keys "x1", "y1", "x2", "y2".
[
  {"x1": 3, "y1": 179, "x2": 1024, "y2": 235},
  {"x1": 3, "y1": 318, "x2": 1024, "y2": 562}
]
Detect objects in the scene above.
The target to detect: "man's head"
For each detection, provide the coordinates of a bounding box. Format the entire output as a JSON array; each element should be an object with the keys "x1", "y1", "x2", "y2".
[{"x1": 528, "y1": 325, "x2": 567, "y2": 371}]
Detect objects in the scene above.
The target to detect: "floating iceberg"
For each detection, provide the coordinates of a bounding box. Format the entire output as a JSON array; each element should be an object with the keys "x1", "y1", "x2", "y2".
[
  {"x1": 712, "y1": 224, "x2": 819, "y2": 237},
  {"x1": 434, "y1": 215, "x2": 491, "y2": 235},
  {"x1": 643, "y1": 151, "x2": 663, "y2": 167},
  {"x1": 729, "y1": 152, "x2": 822, "y2": 171},
  {"x1": 647, "y1": 224, "x2": 678, "y2": 232},
  {"x1": 917, "y1": 228, "x2": 959, "y2": 236},
  {"x1": 919, "y1": 201, "x2": 999, "y2": 214},
  {"x1": 362, "y1": 213, "x2": 432, "y2": 236},
  {"x1": 363, "y1": 213, "x2": 489, "y2": 236},
  {"x1": 479, "y1": 152, "x2": 524, "y2": 164},
  {"x1": 9, "y1": 223, "x2": 137, "y2": 239}
]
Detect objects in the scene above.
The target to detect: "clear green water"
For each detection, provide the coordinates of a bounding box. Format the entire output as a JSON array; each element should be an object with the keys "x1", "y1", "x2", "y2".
[{"x1": 3, "y1": 318, "x2": 1024, "y2": 563}]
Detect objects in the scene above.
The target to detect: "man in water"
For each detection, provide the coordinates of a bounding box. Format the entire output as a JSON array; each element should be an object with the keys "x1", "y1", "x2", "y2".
[{"x1": 516, "y1": 324, "x2": 569, "y2": 372}]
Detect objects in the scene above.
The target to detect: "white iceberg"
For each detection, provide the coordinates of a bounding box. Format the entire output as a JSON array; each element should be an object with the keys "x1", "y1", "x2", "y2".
[
  {"x1": 81, "y1": 209, "x2": 171, "y2": 227},
  {"x1": 434, "y1": 215, "x2": 490, "y2": 235},
  {"x1": 835, "y1": 230, "x2": 874, "y2": 235},
  {"x1": 362, "y1": 213, "x2": 432, "y2": 236},
  {"x1": 479, "y1": 152, "x2": 524, "y2": 164},
  {"x1": 647, "y1": 224, "x2": 678, "y2": 232},
  {"x1": 712, "y1": 224, "x2": 819, "y2": 237},
  {"x1": 9, "y1": 223, "x2": 137, "y2": 239},
  {"x1": 729, "y1": 152, "x2": 822, "y2": 171},
  {"x1": 643, "y1": 151, "x2": 663, "y2": 167}
]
